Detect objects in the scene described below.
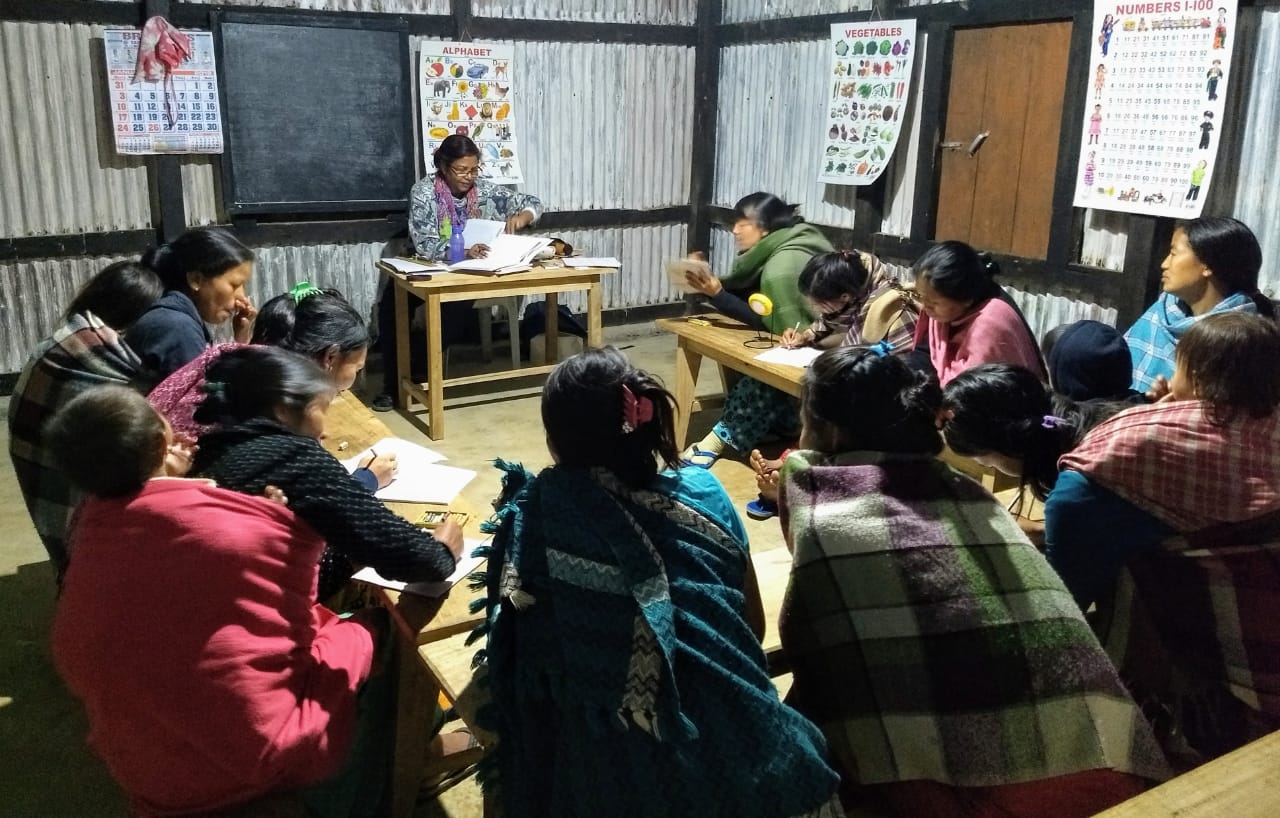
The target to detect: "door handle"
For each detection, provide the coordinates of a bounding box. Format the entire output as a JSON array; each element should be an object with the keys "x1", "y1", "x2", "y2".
[{"x1": 941, "y1": 131, "x2": 990, "y2": 157}]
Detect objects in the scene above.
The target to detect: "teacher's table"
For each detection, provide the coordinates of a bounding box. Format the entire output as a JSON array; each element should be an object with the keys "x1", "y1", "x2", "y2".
[
  {"x1": 323, "y1": 390, "x2": 486, "y2": 818},
  {"x1": 655, "y1": 315, "x2": 804, "y2": 448},
  {"x1": 386, "y1": 264, "x2": 614, "y2": 440}
]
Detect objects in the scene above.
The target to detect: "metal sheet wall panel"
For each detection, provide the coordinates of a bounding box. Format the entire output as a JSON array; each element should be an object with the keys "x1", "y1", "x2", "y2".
[
  {"x1": 176, "y1": 0, "x2": 451, "y2": 12},
  {"x1": 0, "y1": 22, "x2": 151, "y2": 238},
  {"x1": 243, "y1": 241, "x2": 389, "y2": 334},
  {"x1": 879, "y1": 31, "x2": 926, "y2": 238},
  {"x1": 722, "y1": 0, "x2": 871, "y2": 25},
  {"x1": 474, "y1": 0, "x2": 695, "y2": 25},
  {"x1": 181, "y1": 156, "x2": 222, "y2": 226},
  {"x1": 0, "y1": 254, "x2": 133, "y2": 373},
  {"x1": 1078, "y1": 208, "x2": 1129, "y2": 272},
  {"x1": 714, "y1": 40, "x2": 859, "y2": 229},
  {"x1": 410, "y1": 39, "x2": 694, "y2": 212},
  {"x1": 1006, "y1": 286, "x2": 1118, "y2": 339}
]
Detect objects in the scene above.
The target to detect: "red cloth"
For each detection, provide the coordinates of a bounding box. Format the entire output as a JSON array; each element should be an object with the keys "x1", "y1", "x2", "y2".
[
  {"x1": 53, "y1": 480, "x2": 376, "y2": 816},
  {"x1": 133, "y1": 16, "x2": 190, "y2": 83},
  {"x1": 1059, "y1": 401, "x2": 1280, "y2": 532},
  {"x1": 914, "y1": 296, "x2": 1046, "y2": 387}
]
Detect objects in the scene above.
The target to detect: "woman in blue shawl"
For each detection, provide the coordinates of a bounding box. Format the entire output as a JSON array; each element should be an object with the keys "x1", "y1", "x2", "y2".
[{"x1": 473, "y1": 346, "x2": 841, "y2": 818}]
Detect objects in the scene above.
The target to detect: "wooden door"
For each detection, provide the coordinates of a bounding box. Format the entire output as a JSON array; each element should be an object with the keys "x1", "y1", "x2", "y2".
[{"x1": 935, "y1": 22, "x2": 1072, "y2": 258}]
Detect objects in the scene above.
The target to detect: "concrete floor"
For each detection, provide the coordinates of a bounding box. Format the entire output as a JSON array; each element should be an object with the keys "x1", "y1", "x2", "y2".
[{"x1": 0, "y1": 323, "x2": 789, "y2": 818}]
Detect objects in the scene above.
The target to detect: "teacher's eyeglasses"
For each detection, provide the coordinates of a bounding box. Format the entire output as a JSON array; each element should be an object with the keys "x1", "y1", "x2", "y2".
[{"x1": 449, "y1": 164, "x2": 483, "y2": 178}]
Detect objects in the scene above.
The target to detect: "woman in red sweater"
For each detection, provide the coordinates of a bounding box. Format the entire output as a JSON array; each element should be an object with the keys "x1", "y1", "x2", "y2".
[{"x1": 46, "y1": 385, "x2": 385, "y2": 816}]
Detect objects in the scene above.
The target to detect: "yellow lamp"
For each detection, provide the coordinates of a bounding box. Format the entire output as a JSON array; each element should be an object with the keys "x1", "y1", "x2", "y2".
[{"x1": 745, "y1": 293, "x2": 776, "y2": 348}]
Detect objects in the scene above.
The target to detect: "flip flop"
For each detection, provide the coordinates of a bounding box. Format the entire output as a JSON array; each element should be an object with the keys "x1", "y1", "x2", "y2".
[
  {"x1": 680, "y1": 446, "x2": 720, "y2": 469},
  {"x1": 371, "y1": 393, "x2": 394, "y2": 413},
  {"x1": 746, "y1": 497, "x2": 778, "y2": 520}
]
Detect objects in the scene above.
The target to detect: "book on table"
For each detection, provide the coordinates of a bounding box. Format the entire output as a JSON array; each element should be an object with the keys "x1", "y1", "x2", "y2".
[{"x1": 447, "y1": 234, "x2": 551, "y2": 274}]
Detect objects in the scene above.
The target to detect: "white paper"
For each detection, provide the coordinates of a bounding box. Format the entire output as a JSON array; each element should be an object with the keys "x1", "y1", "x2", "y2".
[
  {"x1": 104, "y1": 29, "x2": 224, "y2": 155},
  {"x1": 1072, "y1": 2, "x2": 1239, "y2": 218},
  {"x1": 381, "y1": 257, "x2": 446, "y2": 274},
  {"x1": 448, "y1": 235, "x2": 550, "y2": 273},
  {"x1": 342, "y1": 437, "x2": 474, "y2": 503},
  {"x1": 754, "y1": 346, "x2": 824, "y2": 368},
  {"x1": 351, "y1": 542, "x2": 487, "y2": 598},
  {"x1": 462, "y1": 219, "x2": 507, "y2": 249},
  {"x1": 819, "y1": 20, "x2": 917, "y2": 185},
  {"x1": 664, "y1": 258, "x2": 711, "y2": 293},
  {"x1": 564, "y1": 257, "x2": 622, "y2": 268},
  {"x1": 419, "y1": 43, "x2": 524, "y2": 183}
]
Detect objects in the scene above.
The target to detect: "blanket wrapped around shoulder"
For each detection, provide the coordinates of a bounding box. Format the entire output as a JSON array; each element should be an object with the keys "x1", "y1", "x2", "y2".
[
  {"x1": 472, "y1": 460, "x2": 839, "y2": 818},
  {"x1": 778, "y1": 450, "x2": 1170, "y2": 789}
]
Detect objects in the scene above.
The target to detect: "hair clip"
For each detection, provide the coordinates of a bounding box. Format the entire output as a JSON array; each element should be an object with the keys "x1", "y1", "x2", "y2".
[
  {"x1": 203, "y1": 379, "x2": 227, "y2": 397},
  {"x1": 289, "y1": 281, "x2": 323, "y2": 304},
  {"x1": 621, "y1": 384, "x2": 654, "y2": 434},
  {"x1": 1041, "y1": 415, "x2": 1067, "y2": 429},
  {"x1": 870, "y1": 340, "x2": 894, "y2": 358}
]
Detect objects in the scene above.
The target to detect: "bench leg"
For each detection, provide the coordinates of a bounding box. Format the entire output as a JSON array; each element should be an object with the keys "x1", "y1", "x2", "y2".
[{"x1": 673, "y1": 338, "x2": 702, "y2": 449}]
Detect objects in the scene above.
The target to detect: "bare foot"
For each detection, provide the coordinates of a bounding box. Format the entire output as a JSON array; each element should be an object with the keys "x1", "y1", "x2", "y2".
[{"x1": 756, "y1": 469, "x2": 780, "y2": 503}]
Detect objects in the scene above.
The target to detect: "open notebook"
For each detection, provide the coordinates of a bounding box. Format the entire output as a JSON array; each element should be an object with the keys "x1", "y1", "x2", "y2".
[{"x1": 447, "y1": 234, "x2": 551, "y2": 274}]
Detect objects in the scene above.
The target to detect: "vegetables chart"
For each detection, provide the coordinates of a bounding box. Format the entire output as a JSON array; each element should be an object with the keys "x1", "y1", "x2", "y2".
[
  {"x1": 419, "y1": 42, "x2": 523, "y2": 183},
  {"x1": 820, "y1": 20, "x2": 917, "y2": 186},
  {"x1": 1072, "y1": 0, "x2": 1239, "y2": 218}
]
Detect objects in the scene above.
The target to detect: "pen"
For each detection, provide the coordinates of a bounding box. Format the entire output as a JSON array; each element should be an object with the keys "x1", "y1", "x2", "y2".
[
  {"x1": 369, "y1": 448, "x2": 378, "y2": 458},
  {"x1": 793, "y1": 322, "x2": 802, "y2": 332}
]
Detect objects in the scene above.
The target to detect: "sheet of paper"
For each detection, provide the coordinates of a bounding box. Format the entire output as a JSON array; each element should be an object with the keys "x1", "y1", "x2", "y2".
[
  {"x1": 351, "y1": 541, "x2": 487, "y2": 598},
  {"x1": 462, "y1": 219, "x2": 506, "y2": 249},
  {"x1": 381, "y1": 257, "x2": 446, "y2": 274},
  {"x1": 664, "y1": 257, "x2": 710, "y2": 293},
  {"x1": 564, "y1": 257, "x2": 621, "y2": 268},
  {"x1": 342, "y1": 437, "x2": 473, "y2": 503},
  {"x1": 754, "y1": 345, "x2": 824, "y2": 368}
]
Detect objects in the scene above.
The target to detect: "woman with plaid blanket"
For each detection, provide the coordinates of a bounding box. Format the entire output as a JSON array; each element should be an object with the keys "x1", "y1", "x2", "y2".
[
  {"x1": 1123, "y1": 217, "x2": 1274, "y2": 394},
  {"x1": 780, "y1": 347, "x2": 1168, "y2": 817},
  {"x1": 475, "y1": 347, "x2": 843, "y2": 818},
  {"x1": 7, "y1": 261, "x2": 163, "y2": 580},
  {"x1": 1053, "y1": 314, "x2": 1280, "y2": 767}
]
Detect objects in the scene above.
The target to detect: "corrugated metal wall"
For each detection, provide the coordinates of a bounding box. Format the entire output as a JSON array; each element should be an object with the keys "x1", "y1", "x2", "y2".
[
  {"x1": 722, "y1": 0, "x2": 871, "y2": 25},
  {"x1": 715, "y1": 39, "x2": 859, "y2": 228},
  {"x1": 524, "y1": 223, "x2": 689, "y2": 313},
  {"x1": 474, "y1": 0, "x2": 695, "y2": 25},
  {"x1": 0, "y1": 22, "x2": 151, "y2": 238},
  {"x1": 176, "y1": 0, "x2": 450, "y2": 12}
]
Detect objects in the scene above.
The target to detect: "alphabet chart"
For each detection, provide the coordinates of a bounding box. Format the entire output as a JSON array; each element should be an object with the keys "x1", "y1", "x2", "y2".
[
  {"x1": 418, "y1": 42, "x2": 523, "y2": 183},
  {"x1": 104, "y1": 28, "x2": 224, "y2": 155},
  {"x1": 1072, "y1": 1, "x2": 1237, "y2": 217}
]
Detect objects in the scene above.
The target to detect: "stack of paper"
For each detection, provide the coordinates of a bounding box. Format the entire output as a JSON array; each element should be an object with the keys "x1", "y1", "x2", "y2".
[
  {"x1": 448, "y1": 234, "x2": 551, "y2": 275},
  {"x1": 379, "y1": 257, "x2": 446, "y2": 275},
  {"x1": 351, "y1": 539, "x2": 488, "y2": 597},
  {"x1": 564, "y1": 257, "x2": 622, "y2": 269},
  {"x1": 341, "y1": 437, "x2": 476, "y2": 504},
  {"x1": 754, "y1": 346, "x2": 824, "y2": 368}
]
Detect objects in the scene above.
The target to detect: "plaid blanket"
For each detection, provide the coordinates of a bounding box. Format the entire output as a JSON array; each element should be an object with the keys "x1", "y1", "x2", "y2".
[
  {"x1": 474, "y1": 461, "x2": 840, "y2": 818},
  {"x1": 1124, "y1": 292, "x2": 1257, "y2": 392},
  {"x1": 779, "y1": 450, "x2": 1169, "y2": 788},
  {"x1": 1059, "y1": 402, "x2": 1280, "y2": 758},
  {"x1": 7, "y1": 313, "x2": 150, "y2": 575},
  {"x1": 1059, "y1": 401, "x2": 1280, "y2": 532}
]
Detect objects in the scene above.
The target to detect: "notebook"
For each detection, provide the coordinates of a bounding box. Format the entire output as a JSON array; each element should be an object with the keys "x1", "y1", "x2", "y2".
[{"x1": 448, "y1": 234, "x2": 551, "y2": 274}]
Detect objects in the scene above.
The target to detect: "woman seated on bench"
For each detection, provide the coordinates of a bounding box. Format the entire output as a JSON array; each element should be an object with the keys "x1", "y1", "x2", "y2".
[
  {"x1": 779, "y1": 346, "x2": 1168, "y2": 817},
  {"x1": 1052, "y1": 313, "x2": 1280, "y2": 767},
  {"x1": 47, "y1": 386, "x2": 387, "y2": 817}
]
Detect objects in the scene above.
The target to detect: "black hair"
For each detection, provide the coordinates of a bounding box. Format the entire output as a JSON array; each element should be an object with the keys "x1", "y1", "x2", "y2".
[
  {"x1": 541, "y1": 346, "x2": 679, "y2": 490},
  {"x1": 797, "y1": 250, "x2": 872, "y2": 305},
  {"x1": 1180, "y1": 217, "x2": 1274, "y2": 318},
  {"x1": 45, "y1": 385, "x2": 165, "y2": 498},
  {"x1": 433, "y1": 134, "x2": 481, "y2": 175},
  {"x1": 64, "y1": 261, "x2": 164, "y2": 330},
  {"x1": 942, "y1": 364, "x2": 1125, "y2": 500},
  {"x1": 912, "y1": 240, "x2": 1001, "y2": 303},
  {"x1": 1177, "y1": 312, "x2": 1280, "y2": 422},
  {"x1": 802, "y1": 346, "x2": 943, "y2": 456},
  {"x1": 140, "y1": 227, "x2": 254, "y2": 293},
  {"x1": 733, "y1": 192, "x2": 802, "y2": 232},
  {"x1": 193, "y1": 345, "x2": 335, "y2": 431},
  {"x1": 251, "y1": 287, "x2": 370, "y2": 360}
]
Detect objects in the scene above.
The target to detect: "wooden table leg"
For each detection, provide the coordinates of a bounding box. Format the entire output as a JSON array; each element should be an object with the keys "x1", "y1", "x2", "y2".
[
  {"x1": 394, "y1": 282, "x2": 411, "y2": 410},
  {"x1": 586, "y1": 281, "x2": 603, "y2": 349},
  {"x1": 389, "y1": 630, "x2": 435, "y2": 818},
  {"x1": 425, "y1": 294, "x2": 445, "y2": 440},
  {"x1": 673, "y1": 337, "x2": 702, "y2": 448},
  {"x1": 545, "y1": 292, "x2": 559, "y2": 364}
]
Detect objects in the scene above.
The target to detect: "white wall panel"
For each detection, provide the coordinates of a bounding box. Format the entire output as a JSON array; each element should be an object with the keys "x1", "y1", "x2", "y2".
[
  {"x1": 474, "y1": 0, "x2": 695, "y2": 25},
  {"x1": 0, "y1": 22, "x2": 151, "y2": 238},
  {"x1": 722, "y1": 0, "x2": 871, "y2": 25},
  {"x1": 1006, "y1": 286, "x2": 1118, "y2": 340},
  {"x1": 181, "y1": 156, "x2": 222, "y2": 227},
  {"x1": 177, "y1": 0, "x2": 450, "y2": 11},
  {"x1": 523, "y1": 223, "x2": 688, "y2": 313},
  {"x1": 714, "y1": 39, "x2": 859, "y2": 229}
]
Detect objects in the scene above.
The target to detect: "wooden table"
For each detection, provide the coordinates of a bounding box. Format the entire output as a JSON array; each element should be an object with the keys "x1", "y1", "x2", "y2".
[
  {"x1": 655, "y1": 315, "x2": 805, "y2": 448},
  {"x1": 386, "y1": 263, "x2": 613, "y2": 440},
  {"x1": 322, "y1": 390, "x2": 487, "y2": 818}
]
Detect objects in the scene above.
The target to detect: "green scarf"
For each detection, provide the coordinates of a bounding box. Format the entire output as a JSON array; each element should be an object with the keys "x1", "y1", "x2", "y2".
[{"x1": 720, "y1": 223, "x2": 831, "y2": 335}]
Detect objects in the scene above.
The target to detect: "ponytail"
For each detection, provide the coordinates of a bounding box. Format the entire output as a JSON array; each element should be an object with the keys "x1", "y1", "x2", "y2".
[
  {"x1": 141, "y1": 227, "x2": 253, "y2": 292},
  {"x1": 193, "y1": 346, "x2": 334, "y2": 431}
]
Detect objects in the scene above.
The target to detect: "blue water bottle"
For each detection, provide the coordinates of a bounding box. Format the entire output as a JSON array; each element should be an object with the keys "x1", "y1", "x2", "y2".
[{"x1": 448, "y1": 221, "x2": 465, "y2": 264}]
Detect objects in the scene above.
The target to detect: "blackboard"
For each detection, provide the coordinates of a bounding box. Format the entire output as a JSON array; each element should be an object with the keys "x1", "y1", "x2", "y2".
[{"x1": 213, "y1": 12, "x2": 414, "y2": 215}]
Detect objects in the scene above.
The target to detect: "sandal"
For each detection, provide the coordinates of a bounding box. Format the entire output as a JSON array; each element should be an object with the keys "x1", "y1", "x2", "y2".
[
  {"x1": 680, "y1": 445, "x2": 720, "y2": 469},
  {"x1": 746, "y1": 497, "x2": 778, "y2": 521},
  {"x1": 371, "y1": 393, "x2": 394, "y2": 413}
]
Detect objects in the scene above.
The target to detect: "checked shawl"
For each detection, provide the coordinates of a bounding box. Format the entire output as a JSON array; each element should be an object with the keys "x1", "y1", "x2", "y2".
[
  {"x1": 778, "y1": 450, "x2": 1169, "y2": 788},
  {"x1": 1124, "y1": 292, "x2": 1257, "y2": 392},
  {"x1": 475, "y1": 461, "x2": 840, "y2": 818}
]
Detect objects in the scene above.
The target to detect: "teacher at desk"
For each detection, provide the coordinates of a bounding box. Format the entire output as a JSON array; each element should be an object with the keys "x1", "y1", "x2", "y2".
[{"x1": 373, "y1": 135, "x2": 543, "y2": 412}]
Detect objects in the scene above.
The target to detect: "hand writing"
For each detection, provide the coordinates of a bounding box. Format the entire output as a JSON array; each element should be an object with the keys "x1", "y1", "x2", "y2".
[
  {"x1": 358, "y1": 451, "x2": 399, "y2": 489},
  {"x1": 433, "y1": 517, "x2": 465, "y2": 561}
]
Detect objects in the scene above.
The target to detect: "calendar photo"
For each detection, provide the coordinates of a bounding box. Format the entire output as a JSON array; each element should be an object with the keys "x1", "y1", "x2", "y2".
[{"x1": 104, "y1": 28, "x2": 224, "y2": 155}]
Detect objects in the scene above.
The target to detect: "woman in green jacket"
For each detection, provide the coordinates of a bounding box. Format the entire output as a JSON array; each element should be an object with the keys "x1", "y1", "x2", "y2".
[{"x1": 681, "y1": 192, "x2": 833, "y2": 468}]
